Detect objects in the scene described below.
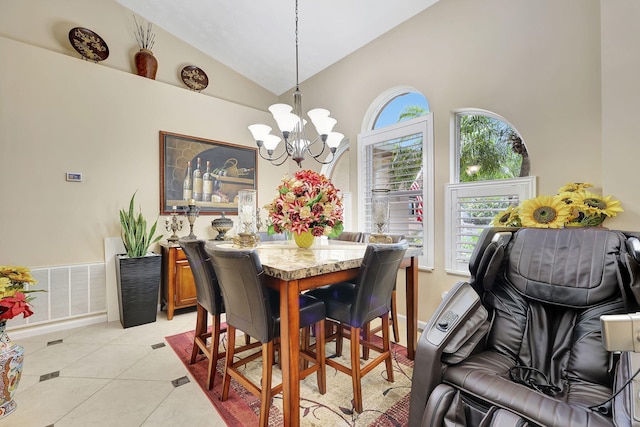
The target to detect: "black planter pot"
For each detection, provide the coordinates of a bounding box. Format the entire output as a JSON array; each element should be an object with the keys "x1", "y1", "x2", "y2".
[{"x1": 115, "y1": 253, "x2": 162, "y2": 328}]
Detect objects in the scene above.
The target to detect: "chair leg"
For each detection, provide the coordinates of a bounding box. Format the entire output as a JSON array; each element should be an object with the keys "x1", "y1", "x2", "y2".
[
  {"x1": 335, "y1": 322, "x2": 344, "y2": 357},
  {"x1": 316, "y1": 319, "x2": 326, "y2": 394},
  {"x1": 381, "y1": 314, "x2": 394, "y2": 383},
  {"x1": 221, "y1": 325, "x2": 236, "y2": 401},
  {"x1": 390, "y1": 289, "x2": 399, "y2": 343},
  {"x1": 191, "y1": 304, "x2": 207, "y2": 364},
  {"x1": 259, "y1": 341, "x2": 274, "y2": 427},
  {"x1": 350, "y1": 325, "x2": 364, "y2": 413},
  {"x1": 206, "y1": 313, "x2": 222, "y2": 390},
  {"x1": 362, "y1": 322, "x2": 371, "y2": 360}
]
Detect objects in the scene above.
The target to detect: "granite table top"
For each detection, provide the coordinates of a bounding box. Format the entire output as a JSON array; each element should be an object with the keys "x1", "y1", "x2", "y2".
[{"x1": 206, "y1": 240, "x2": 368, "y2": 281}]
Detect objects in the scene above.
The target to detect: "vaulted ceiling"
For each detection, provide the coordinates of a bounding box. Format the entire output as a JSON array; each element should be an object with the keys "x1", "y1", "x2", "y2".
[{"x1": 116, "y1": 0, "x2": 440, "y2": 95}]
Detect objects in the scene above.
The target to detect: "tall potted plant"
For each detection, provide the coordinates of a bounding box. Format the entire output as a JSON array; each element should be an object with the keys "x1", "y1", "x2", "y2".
[{"x1": 116, "y1": 192, "x2": 163, "y2": 328}]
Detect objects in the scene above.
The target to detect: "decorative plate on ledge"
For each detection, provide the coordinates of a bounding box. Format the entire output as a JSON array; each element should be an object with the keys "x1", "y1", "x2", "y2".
[
  {"x1": 68, "y1": 27, "x2": 109, "y2": 62},
  {"x1": 180, "y1": 65, "x2": 209, "y2": 91}
]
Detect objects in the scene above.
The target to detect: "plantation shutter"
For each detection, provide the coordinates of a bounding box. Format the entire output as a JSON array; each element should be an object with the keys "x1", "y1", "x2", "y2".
[
  {"x1": 358, "y1": 115, "x2": 434, "y2": 269},
  {"x1": 444, "y1": 177, "x2": 536, "y2": 274}
]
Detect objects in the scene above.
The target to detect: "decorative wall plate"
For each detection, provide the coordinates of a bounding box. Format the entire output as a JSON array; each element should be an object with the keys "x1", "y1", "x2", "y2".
[
  {"x1": 68, "y1": 27, "x2": 109, "y2": 62},
  {"x1": 180, "y1": 66, "x2": 209, "y2": 91}
]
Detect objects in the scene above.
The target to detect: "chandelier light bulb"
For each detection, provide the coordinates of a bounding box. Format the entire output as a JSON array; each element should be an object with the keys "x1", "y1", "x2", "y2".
[
  {"x1": 248, "y1": 124, "x2": 272, "y2": 141},
  {"x1": 326, "y1": 132, "x2": 344, "y2": 149},
  {"x1": 263, "y1": 135, "x2": 282, "y2": 152}
]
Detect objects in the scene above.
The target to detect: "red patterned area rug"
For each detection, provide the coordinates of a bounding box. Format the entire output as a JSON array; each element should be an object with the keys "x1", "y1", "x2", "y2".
[{"x1": 165, "y1": 329, "x2": 413, "y2": 426}]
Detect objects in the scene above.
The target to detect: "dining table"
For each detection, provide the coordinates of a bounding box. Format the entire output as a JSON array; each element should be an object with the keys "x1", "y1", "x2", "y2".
[{"x1": 206, "y1": 239, "x2": 421, "y2": 427}]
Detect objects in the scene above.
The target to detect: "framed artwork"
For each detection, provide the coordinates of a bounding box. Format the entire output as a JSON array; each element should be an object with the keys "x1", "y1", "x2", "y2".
[{"x1": 159, "y1": 131, "x2": 257, "y2": 215}]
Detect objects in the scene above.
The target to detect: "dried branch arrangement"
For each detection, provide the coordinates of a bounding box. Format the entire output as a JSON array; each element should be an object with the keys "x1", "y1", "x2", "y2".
[{"x1": 133, "y1": 15, "x2": 156, "y2": 50}]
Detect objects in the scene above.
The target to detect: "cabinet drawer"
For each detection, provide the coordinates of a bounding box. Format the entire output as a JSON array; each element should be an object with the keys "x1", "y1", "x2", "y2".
[{"x1": 175, "y1": 247, "x2": 187, "y2": 261}]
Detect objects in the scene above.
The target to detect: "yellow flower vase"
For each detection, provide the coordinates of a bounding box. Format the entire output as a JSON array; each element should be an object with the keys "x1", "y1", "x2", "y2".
[{"x1": 293, "y1": 231, "x2": 314, "y2": 248}]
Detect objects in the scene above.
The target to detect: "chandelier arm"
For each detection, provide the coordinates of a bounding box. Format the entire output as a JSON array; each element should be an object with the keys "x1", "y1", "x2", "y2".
[
  {"x1": 304, "y1": 136, "x2": 328, "y2": 158},
  {"x1": 258, "y1": 147, "x2": 291, "y2": 167},
  {"x1": 257, "y1": 147, "x2": 288, "y2": 163},
  {"x1": 309, "y1": 150, "x2": 336, "y2": 165}
]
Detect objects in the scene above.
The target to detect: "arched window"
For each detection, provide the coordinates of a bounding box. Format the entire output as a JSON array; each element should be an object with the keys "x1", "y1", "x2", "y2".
[
  {"x1": 372, "y1": 92, "x2": 429, "y2": 130},
  {"x1": 454, "y1": 110, "x2": 529, "y2": 183},
  {"x1": 445, "y1": 109, "x2": 535, "y2": 274},
  {"x1": 358, "y1": 88, "x2": 434, "y2": 269}
]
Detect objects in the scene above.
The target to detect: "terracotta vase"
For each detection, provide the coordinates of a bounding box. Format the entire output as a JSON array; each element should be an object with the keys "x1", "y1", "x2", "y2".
[
  {"x1": 0, "y1": 321, "x2": 24, "y2": 418},
  {"x1": 134, "y1": 48, "x2": 158, "y2": 80},
  {"x1": 293, "y1": 231, "x2": 315, "y2": 248}
]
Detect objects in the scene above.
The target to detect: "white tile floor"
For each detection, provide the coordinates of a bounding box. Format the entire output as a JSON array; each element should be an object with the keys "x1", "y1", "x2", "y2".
[
  {"x1": 0, "y1": 309, "x2": 228, "y2": 427},
  {"x1": 1, "y1": 310, "x2": 411, "y2": 427}
]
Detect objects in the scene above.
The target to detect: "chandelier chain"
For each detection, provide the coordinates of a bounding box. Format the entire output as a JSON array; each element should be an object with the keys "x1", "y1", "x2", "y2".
[{"x1": 295, "y1": 0, "x2": 299, "y2": 88}]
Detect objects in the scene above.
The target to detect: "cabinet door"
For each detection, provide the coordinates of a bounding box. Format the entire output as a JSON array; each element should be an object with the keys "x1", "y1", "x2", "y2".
[{"x1": 175, "y1": 259, "x2": 197, "y2": 307}]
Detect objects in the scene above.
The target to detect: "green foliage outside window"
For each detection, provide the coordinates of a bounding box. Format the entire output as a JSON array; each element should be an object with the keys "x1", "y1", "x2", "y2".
[{"x1": 458, "y1": 115, "x2": 528, "y2": 182}]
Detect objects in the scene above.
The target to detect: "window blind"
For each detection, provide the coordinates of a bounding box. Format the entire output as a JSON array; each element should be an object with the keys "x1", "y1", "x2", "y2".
[{"x1": 445, "y1": 177, "x2": 536, "y2": 274}]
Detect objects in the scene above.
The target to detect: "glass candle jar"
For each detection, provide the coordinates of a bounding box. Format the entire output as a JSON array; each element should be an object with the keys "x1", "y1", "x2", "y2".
[
  {"x1": 237, "y1": 189, "x2": 257, "y2": 234},
  {"x1": 372, "y1": 188, "x2": 390, "y2": 234}
]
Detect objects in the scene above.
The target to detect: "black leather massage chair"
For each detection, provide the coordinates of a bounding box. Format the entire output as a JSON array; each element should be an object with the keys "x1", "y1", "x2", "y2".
[{"x1": 409, "y1": 227, "x2": 640, "y2": 426}]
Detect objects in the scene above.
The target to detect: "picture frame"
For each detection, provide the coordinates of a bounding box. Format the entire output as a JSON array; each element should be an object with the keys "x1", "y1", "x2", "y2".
[{"x1": 160, "y1": 131, "x2": 257, "y2": 215}]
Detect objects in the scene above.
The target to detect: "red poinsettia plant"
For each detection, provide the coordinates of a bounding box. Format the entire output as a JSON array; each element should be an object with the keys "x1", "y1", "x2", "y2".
[
  {"x1": 265, "y1": 170, "x2": 344, "y2": 237},
  {"x1": 0, "y1": 266, "x2": 39, "y2": 321}
]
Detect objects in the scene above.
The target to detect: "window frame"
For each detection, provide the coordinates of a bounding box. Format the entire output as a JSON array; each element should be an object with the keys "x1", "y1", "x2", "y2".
[{"x1": 358, "y1": 113, "x2": 434, "y2": 270}]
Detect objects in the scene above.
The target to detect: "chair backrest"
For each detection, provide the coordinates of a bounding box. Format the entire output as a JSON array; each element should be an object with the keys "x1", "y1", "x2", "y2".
[
  {"x1": 257, "y1": 231, "x2": 287, "y2": 242},
  {"x1": 360, "y1": 233, "x2": 404, "y2": 244},
  {"x1": 206, "y1": 247, "x2": 276, "y2": 343},
  {"x1": 351, "y1": 241, "x2": 408, "y2": 327},
  {"x1": 479, "y1": 227, "x2": 638, "y2": 393},
  {"x1": 178, "y1": 238, "x2": 223, "y2": 315},
  {"x1": 330, "y1": 231, "x2": 364, "y2": 242}
]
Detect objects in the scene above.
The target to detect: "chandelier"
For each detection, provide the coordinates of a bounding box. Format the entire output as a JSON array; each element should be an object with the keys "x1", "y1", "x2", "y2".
[{"x1": 248, "y1": 0, "x2": 343, "y2": 167}]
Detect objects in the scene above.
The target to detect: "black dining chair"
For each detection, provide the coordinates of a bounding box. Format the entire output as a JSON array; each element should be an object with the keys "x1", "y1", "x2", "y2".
[
  {"x1": 179, "y1": 239, "x2": 257, "y2": 389},
  {"x1": 306, "y1": 241, "x2": 408, "y2": 413},
  {"x1": 178, "y1": 238, "x2": 228, "y2": 390},
  {"x1": 256, "y1": 231, "x2": 287, "y2": 242},
  {"x1": 329, "y1": 231, "x2": 364, "y2": 242},
  {"x1": 206, "y1": 246, "x2": 327, "y2": 427},
  {"x1": 361, "y1": 234, "x2": 405, "y2": 344}
]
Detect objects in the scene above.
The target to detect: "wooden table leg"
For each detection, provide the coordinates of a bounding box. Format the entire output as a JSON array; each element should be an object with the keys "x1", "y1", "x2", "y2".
[
  {"x1": 279, "y1": 278, "x2": 301, "y2": 427},
  {"x1": 406, "y1": 256, "x2": 418, "y2": 360}
]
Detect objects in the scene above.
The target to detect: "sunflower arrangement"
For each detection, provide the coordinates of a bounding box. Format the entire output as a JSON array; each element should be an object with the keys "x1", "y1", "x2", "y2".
[
  {"x1": 492, "y1": 182, "x2": 623, "y2": 229},
  {"x1": 264, "y1": 170, "x2": 344, "y2": 237},
  {"x1": 0, "y1": 266, "x2": 40, "y2": 321}
]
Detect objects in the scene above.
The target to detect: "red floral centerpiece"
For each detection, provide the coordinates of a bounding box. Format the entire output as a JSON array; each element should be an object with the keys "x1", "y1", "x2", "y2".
[
  {"x1": 0, "y1": 266, "x2": 38, "y2": 321},
  {"x1": 264, "y1": 170, "x2": 344, "y2": 247}
]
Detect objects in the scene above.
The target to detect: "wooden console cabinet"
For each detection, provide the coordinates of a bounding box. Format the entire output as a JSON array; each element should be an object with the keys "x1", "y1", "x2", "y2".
[{"x1": 160, "y1": 242, "x2": 197, "y2": 320}]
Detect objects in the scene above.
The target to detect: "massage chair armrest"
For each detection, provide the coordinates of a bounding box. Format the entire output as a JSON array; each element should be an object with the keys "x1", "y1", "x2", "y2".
[
  {"x1": 408, "y1": 280, "x2": 489, "y2": 427},
  {"x1": 611, "y1": 351, "x2": 640, "y2": 427}
]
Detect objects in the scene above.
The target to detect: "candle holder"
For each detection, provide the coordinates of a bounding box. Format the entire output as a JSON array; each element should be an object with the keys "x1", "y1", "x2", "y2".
[
  {"x1": 233, "y1": 189, "x2": 259, "y2": 248},
  {"x1": 165, "y1": 206, "x2": 184, "y2": 242},
  {"x1": 369, "y1": 188, "x2": 392, "y2": 244},
  {"x1": 186, "y1": 199, "x2": 200, "y2": 239}
]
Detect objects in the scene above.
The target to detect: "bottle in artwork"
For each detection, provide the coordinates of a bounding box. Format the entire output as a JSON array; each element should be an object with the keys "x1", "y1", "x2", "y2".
[
  {"x1": 183, "y1": 160, "x2": 193, "y2": 200},
  {"x1": 237, "y1": 167, "x2": 255, "y2": 177},
  {"x1": 193, "y1": 157, "x2": 203, "y2": 201},
  {"x1": 202, "y1": 160, "x2": 213, "y2": 202}
]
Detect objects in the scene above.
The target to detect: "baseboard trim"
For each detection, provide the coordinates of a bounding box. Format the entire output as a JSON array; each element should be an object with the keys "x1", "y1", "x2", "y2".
[{"x1": 7, "y1": 314, "x2": 108, "y2": 340}]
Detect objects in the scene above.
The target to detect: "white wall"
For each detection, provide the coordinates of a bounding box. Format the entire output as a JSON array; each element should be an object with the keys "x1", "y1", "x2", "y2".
[{"x1": 0, "y1": 36, "x2": 285, "y2": 266}]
